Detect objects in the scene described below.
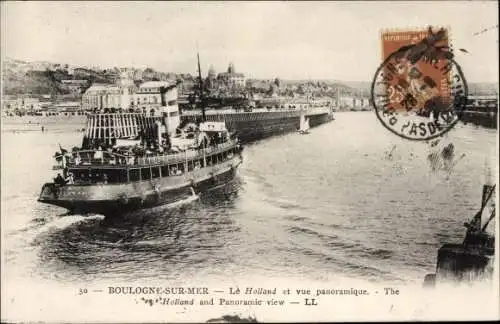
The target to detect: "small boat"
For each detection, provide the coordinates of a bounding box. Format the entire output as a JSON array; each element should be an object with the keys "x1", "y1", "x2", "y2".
[
  {"x1": 298, "y1": 113, "x2": 310, "y2": 134},
  {"x1": 38, "y1": 54, "x2": 243, "y2": 217},
  {"x1": 423, "y1": 183, "x2": 496, "y2": 287}
]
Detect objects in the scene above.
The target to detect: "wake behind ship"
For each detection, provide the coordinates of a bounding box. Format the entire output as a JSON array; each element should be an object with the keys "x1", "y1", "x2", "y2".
[{"x1": 38, "y1": 59, "x2": 243, "y2": 217}]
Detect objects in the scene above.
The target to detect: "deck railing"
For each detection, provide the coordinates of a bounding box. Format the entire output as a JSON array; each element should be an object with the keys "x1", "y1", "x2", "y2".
[{"x1": 59, "y1": 141, "x2": 237, "y2": 168}]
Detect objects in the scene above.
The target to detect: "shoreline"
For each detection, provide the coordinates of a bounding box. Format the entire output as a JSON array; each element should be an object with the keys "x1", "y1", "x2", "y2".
[
  {"x1": 1, "y1": 115, "x2": 87, "y2": 125},
  {"x1": 1, "y1": 110, "x2": 496, "y2": 131}
]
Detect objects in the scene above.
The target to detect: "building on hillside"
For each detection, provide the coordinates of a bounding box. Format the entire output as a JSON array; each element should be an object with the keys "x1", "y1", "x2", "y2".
[
  {"x1": 206, "y1": 65, "x2": 217, "y2": 90},
  {"x1": 141, "y1": 68, "x2": 158, "y2": 81},
  {"x1": 45, "y1": 101, "x2": 83, "y2": 116},
  {"x1": 73, "y1": 68, "x2": 93, "y2": 78},
  {"x1": 39, "y1": 97, "x2": 53, "y2": 111},
  {"x1": 82, "y1": 84, "x2": 122, "y2": 111},
  {"x1": 217, "y1": 63, "x2": 246, "y2": 88},
  {"x1": 81, "y1": 72, "x2": 137, "y2": 111},
  {"x1": 178, "y1": 79, "x2": 195, "y2": 96},
  {"x1": 81, "y1": 77, "x2": 181, "y2": 134},
  {"x1": 2, "y1": 96, "x2": 19, "y2": 112},
  {"x1": 133, "y1": 69, "x2": 144, "y2": 81},
  {"x1": 337, "y1": 95, "x2": 355, "y2": 109},
  {"x1": 37, "y1": 101, "x2": 80, "y2": 116},
  {"x1": 61, "y1": 80, "x2": 89, "y2": 86},
  {"x1": 2, "y1": 96, "x2": 42, "y2": 112},
  {"x1": 337, "y1": 95, "x2": 371, "y2": 110},
  {"x1": 208, "y1": 65, "x2": 217, "y2": 79},
  {"x1": 134, "y1": 81, "x2": 180, "y2": 134},
  {"x1": 61, "y1": 79, "x2": 90, "y2": 94}
]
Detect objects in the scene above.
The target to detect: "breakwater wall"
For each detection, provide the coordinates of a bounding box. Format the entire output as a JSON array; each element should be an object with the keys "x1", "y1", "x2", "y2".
[
  {"x1": 181, "y1": 108, "x2": 333, "y2": 143},
  {"x1": 460, "y1": 111, "x2": 497, "y2": 129}
]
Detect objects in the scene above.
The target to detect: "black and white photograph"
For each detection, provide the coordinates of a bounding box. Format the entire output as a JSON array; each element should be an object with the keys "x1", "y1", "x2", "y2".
[{"x1": 1, "y1": 1, "x2": 498, "y2": 322}]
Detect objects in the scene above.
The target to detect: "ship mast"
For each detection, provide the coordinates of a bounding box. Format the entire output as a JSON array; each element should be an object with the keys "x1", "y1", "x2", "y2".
[{"x1": 197, "y1": 53, "x2": 206, "y2": 122}]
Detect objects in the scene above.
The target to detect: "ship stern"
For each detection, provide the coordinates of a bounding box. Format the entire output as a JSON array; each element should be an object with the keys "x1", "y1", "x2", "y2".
[
  {"x1": 38, "y1": 183, "x2": 76, "y2": 211},
  {"x1": 37, "y1": 183, "x2": 124, "y2": 215}
]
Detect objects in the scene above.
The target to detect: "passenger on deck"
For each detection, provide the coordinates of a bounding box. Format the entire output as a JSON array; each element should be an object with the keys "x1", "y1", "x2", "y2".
[
  {"x1": 54, "y1": 173, "x2": 66, "y2": 186},
  {"x1": 161, "y1": 139, "x2": 168, "y2": 147},
  {"x1": 170, "y1": 166, "x2": 183, "y2": 176},
  {"x1": 66, "y1": 172, "x2": 74, "y2": 184},
  {"x1": 94, "y1": 146, "x2": 104, "y2": 163},
  {"x1": 74, "y1": 154, "x2": 81, "y2": 166}
]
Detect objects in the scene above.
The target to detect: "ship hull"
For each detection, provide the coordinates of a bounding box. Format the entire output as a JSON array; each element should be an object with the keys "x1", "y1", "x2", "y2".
[{"x1": 38, "y1": 157, "x2": 241, "y2": 217}]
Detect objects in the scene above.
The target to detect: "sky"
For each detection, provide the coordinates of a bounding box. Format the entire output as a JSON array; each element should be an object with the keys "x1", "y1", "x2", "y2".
[{"x1": 1, "y1": 1, "x2": 498, "y2": 82}]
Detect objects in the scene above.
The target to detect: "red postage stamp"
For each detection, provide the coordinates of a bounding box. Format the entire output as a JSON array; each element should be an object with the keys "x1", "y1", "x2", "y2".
[
  {"x1": 381, "y1": 27, "x2": 452, "y2": 114},
  {"x1": 371, "y1": 26, "x2": 468, "y2": 141}
]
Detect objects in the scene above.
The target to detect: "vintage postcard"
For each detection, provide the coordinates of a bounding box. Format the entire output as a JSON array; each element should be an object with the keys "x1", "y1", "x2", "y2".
[{"x1": 1, "y1": 1, "x2": 498, "y2": 322}]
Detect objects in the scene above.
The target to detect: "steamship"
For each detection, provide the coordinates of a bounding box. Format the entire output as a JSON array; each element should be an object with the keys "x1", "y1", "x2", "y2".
[{"x1": 38, "y1": 55, "x2": 243, "y2": 217}]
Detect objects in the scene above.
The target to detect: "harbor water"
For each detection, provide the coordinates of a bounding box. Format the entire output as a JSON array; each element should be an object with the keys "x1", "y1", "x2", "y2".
[{"x1": 1, "y1": 111, "x2": 497, "y2": 287}]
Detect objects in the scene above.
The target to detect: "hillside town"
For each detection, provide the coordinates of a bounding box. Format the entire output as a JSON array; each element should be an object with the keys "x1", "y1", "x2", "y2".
[
  {"x1": 2, "y1": 58, "x2": 376, "y2": 117},
  {"x1": 1, "y1": 57, "x2": 497, "y2": 120}
]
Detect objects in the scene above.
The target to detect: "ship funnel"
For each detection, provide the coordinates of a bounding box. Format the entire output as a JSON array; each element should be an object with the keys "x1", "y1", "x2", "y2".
[{"x1": 160, "y1": 86, "x2": 167, "y2": 107}]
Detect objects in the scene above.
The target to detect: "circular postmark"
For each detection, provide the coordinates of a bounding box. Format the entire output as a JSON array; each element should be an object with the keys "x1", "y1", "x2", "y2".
[{"x1": 371, "y1": 43, "x2": 468, "y2": 141}]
